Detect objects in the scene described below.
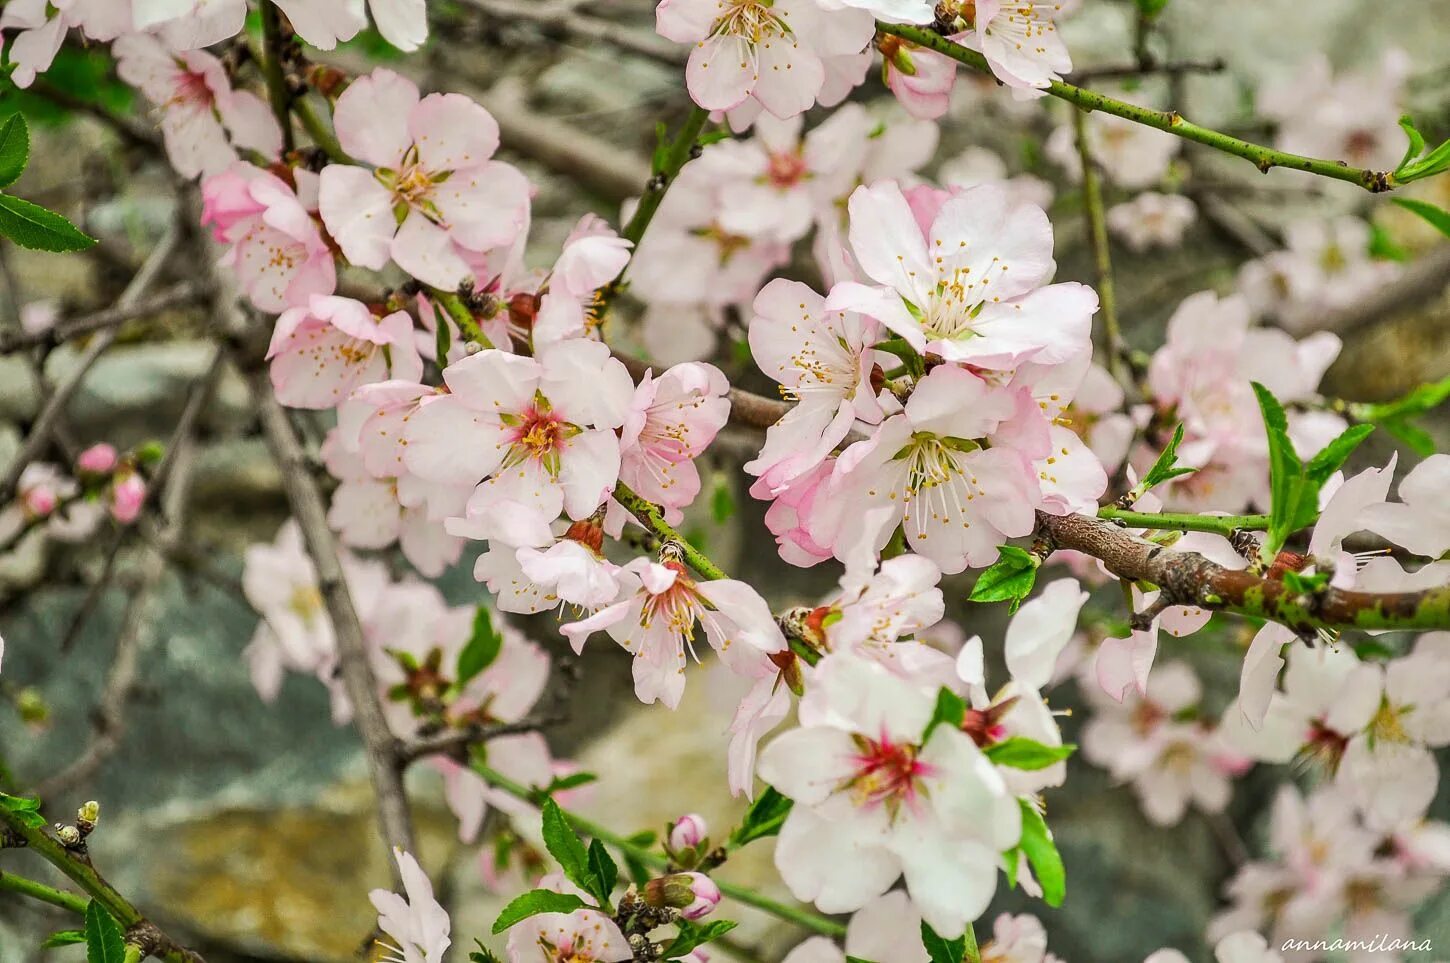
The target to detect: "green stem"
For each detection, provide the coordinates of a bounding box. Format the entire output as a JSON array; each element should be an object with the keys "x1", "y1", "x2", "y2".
[
  {"x1": 619, "y1": 107, "x2": 711, "y2": 247},
  {"x1": 613, "y1": 481, "x2": 729, "y2": 581},
  {"x1": 294, "y1": 97, "x2": 351, "y2": 163},
  {"x1": 1071, "y1": 107, "x2": 1126, "y2": 386},
  {"x1": 472, "y1": 765, "x2": 847, "y2": 939},
  {"x1": 258, "y1": 2, "x2": 295, "y2": 153},
  {"x1": 964, "y1": 921, "x2": 982, "y2": 963},
  {"x1": 0, "y1": 869, "x2": 89, "y2": 914},
  {"x1": 877, "y1": 23, "x2": 1399, "y2": 193},
  {"x1": 124, "y1": 946, "x2": 144, "y2": 963},
  {"x1": 429, "y1": 289, "x2": 493, "y2": 348},
  {"x1": 1096, "y1": 507, "x2": 1272, "y2": 534}
]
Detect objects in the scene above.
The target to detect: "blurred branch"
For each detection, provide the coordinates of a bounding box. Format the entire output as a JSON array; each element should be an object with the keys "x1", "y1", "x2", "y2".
[
  {"x1": 397, "y1": 717, "x2": 556, "y2": 765},
  {"x1": 458, "y1": 0, "x2": 685, "y2": 65},
  {"x1": 1068, "y1": 56, "x2": 1227, "y2": 82},
  {"x1": 1071, "y1": 106, "x2": 1127, "y2": 386},
  {"x1": 0, "y1": 281, "x2": 210, "y2": 354},
  {"x1": 1304, "y1": 243, "x2": 1450, "y2": 336}
]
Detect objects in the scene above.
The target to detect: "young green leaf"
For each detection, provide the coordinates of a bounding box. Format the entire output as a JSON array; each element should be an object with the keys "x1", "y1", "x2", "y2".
[
  {"x1": 469, "y1": 939, "x2": 506, "y2": 963},
  {"x1": 1393, "y1": 198, "x2": 1450, "y2": 238},
  {"x1": 728, "y1": 786, "x2": 793, "y2": 849},
  {"x1": 490, "y1": 889, "x2": 588, "y2": 934},
  {"x1": 1397, "y1": 115, "x2": 1427, "y2": 171},
  {"x1": 41, "y1": 929, "x2": 86, "y2": 948},
  {"x1": 922, "y1": 687, "x2": 967, "y2": 743},
  {"x1": 1131, "y1": 423, "x2": 1197, "y2": 501},
  {"x1": 983, "y1": 738, "x2": 1076, "y2": 770},
  {"x1": 0, "y1": 791, "x2": 45, "y2": 829},
  {"x1": 84, "y1": 902, "x2": 126, "y2": 963},
  {"x1": 1304, "y1": 423, "x2": 1374, "y2": 487},
  {"x1": 1281, "y1": 569, "x2": 1329, "y2": 594},
  {"x1": 665, "y1": 919, "x2": 739, "y2": 959},
  {"x1": 455, "y1": 606, "x2": 502, "y2": 688},
  {"x1": 586, "y1": 838, "x2": 618, "y2": 909},
  {"x1": 544, "y1": 771, "x2": 598, "y2": 795},
  {"x1": 920, "y1": 921, "x2": 965, "y2": 963},
  {"x1": 1252, "y1": 382, "x2": 1309, "y2": 557},
  {"x1": 968, "y1": 545, "x2": 1039, "y2": 612},
  {"x1": 539, "y1": 798, "x2": 593, "y2": 894},
  {"x1": 0, "y1": 113, "x2": 30, "y2": 189},
  {"x1": 1367, "y1": 221, "x2": 1408, "y2": 261},
  {"x1": 0, "y1": 194, "x2": 97, "y2": 252},
  {"x1": 1015, "y1": 801, "x2": 1066, "y2": 907}
]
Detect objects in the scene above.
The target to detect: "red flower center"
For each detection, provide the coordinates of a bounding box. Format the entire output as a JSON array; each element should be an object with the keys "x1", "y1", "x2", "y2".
[{"x1": 847, "y1": 731, "x2": 932, "y2": 816}]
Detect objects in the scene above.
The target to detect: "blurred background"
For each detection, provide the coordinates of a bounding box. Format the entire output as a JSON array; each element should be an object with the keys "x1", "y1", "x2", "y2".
[{"x1": 2, "y1": 0, "x2": 1450, "y2": 959}]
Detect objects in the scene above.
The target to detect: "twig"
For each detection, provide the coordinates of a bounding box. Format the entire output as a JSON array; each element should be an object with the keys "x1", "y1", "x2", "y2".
[
  {"x1": 457, "y1": 0, "x2": 685, "y2": 66},
  {"x1": 0, "y1": 223, "x2": 182, "y2": 503},
  {"x1": 397, "y1": 718, "x2": 553, "y2": 765},
  {"x1": 0, "y1": 282, "x2": 209, "y2": 354},
  {"x1": 1071, "y1": 106, "x2": 1127, "y2": 386},
  {"x1": 1067, "y1": 57, "x2": 1226, "y2": 82},
  {"x1": 258, "y1": 1, "x2": 297, "y2": 153},
  {"x1": 251, "y1": 373, "x2": 418, "y2": 879},
  {"x1": 0, "y1": 869, "x2": 89, "y2": 914},
  {"x1": 1096, "y1": 508, "x2": 1272, "y2": 535},
  {"x1": 877, "y1": 23, "x2": 1400, "y2": 192}
]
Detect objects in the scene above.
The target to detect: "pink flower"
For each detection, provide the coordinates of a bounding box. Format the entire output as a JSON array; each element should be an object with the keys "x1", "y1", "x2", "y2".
[
  {"x1": 18, "y1": 464, "x2": 64, "y2": 518},
  {"x1": 808, "y1": 365, "x2": 1037, "y2": 574},
  {"x1": 404, "y1": 341, "x2": 634, "y2": 534},
  {"x1": 76, "y1": 443, "x2": 119, "y2": 475},
  {"x1": 532, "y1": 215, "x2": 632, "y2": 345},
  {"x1": 1046, "y1": 98, "x2": 1180, "y2": 190},
  {"x1": 561, "y1": 558, "x2": 786, "y2": 709},
  {"x1": 645, "y1": 872, "x2": 722, "y2": 919},
  {"x1": 201, "y1": 164, "x2": 337, "y2": 313},
  {"x1": 746, "y1": 278, "x2": 883, "y2": 495},
  {"x1": 108, "y1": 472, "x2": 147, "y2": 524},
  {"x1": 957, "y1": 0, "x2": 1072, "y2": 92},
  {"x1": 656, "y1": 0, "x2": 875, "y2": 119},
  {"x1": 758, "y1": 653, "x2": 1020, "y2": 937},
  {"x1": 830, "y1": 181, "x2": 1096, "y2": 368},
  {"x1": 619, "y1": 362, "x2": 731, "y2": 518},
  {"x1": 319, "y1": 69, "x2": 530, "y2": 290},
  {"x1": 369, "y1": 848, "x2": 451, "y2": 963},
  {"x1": 1107, "y1": 193, "x2": 1197, "y2": 251},
  {"x1": 113, "y1": 34, "x2": 281, "y2": 179},
  {"x1": 880, "y1": 38, "x2": 958, "y2": 120},
  {"x1": 267, "y1": 295, "x2": 423, "y2": 410},
  {"x1": 1258, "y1": 50, "x2": 1409, "y2": 171},
  {"x1": 762, "y1": 459, "x2": 836, "y2": 567},
  {"x1": 270, "y1": 0, "x2": 428, "y2": 51},
  {"x1": 505, "y1": 908, "x2": 632, "y2": 963},
  {"x1": 669, "y1": 813, "x2": 709, "y2": 850}
]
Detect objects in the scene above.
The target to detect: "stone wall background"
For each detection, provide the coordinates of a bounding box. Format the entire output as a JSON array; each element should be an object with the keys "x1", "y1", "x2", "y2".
[{"x1": 3, "y1": 1, "x2": 1450, "y2": 960}]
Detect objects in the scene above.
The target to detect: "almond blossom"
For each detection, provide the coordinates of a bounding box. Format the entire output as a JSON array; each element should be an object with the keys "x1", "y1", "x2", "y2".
[
  {"x1": 1106, "y1": 192, "x2": 1198, "y2": 251},
  {"x1": 404, "y1": 340, "x2": 634, "y2": 534},
  {"x1": 370, "y1": 848, "x2": 451, "y2": 963},
  {"x1": 830, "y1": 181, "x2": 1096, "y2": 368},
  {"x1": 267, "y1": 296, "x2": 423, "y2": 410},
  {"x1": 562, "y1": 556, "x2": 786, "y2": 708},
  {"x1": 780, "y1": 891, "x2": 928, "y2": 963},
  {"x1": 113, "y1": 33, "x2": 282, "y2": 179},
  {"x1": 758, "y1": 653, "x2": 1021, "y2": 937},
  {"x1": 505, "y1": 907, "x2": 631, "y2": 963},
  {"x1": 531, "y1": 215, "x2": 633, "y2": 345},
  {"x1": 655, "y1": 0, "x2": 875, "y2": 119},
  {"x1": 201, "y1": 164, "x2": 336, "y2": 313},
  {"x1": 953, "y1": 0, "x2": 1073, "y2": 92},
  {"x1": 619, "y1": 362, "x2": 732, "y2": 519},
  {"x1": 1361, "y1": 453, "x2": 1450, "y2": 559},
  {"x1": 271, "y1": 0, "x2": 429, "y2": 52},
  {"x1": 318, "y1": 69, "x2": 530, "y2": 290}
]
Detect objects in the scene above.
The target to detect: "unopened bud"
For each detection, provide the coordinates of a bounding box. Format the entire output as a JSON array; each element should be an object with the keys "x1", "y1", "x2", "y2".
[
  {"x1": 669, "y1": 814, "x2": 708, "y2": 851},
  {"x1": 644, "y1": 872, "x2": 721, "y2": 920},
  {"x1": 76, "y1": 443, "x2": 118, "y2": 475},
  {"x1": 77, "y1": 801, "x2": 99, "y2": 829},
  {"x1": 56, "y1": 824, "x2": 82, "y2": 846}
]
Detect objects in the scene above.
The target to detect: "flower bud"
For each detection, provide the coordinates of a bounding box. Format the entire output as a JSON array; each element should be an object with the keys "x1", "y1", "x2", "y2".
[
  {"x1": 56, "y1": 824, "x2": 81, "y2": 846},
  {"x1": 644, "y1": 872, "x2": 721, "y2": 920},
  {"x1": 669, "y1": 814, "x2": 708, "y2": 851},
  {"x1": 109, "y1": 474, "x2": 147, "y2": 524},
  {"x1": 76, "y1": 444, "x2": 119, "y2": 475},
  {"x1": 77, "y1": 801, "x2": 100, "y2": 828},
  {"x1": 22, "y1": 485, "x2": 58, "y2": 518}
]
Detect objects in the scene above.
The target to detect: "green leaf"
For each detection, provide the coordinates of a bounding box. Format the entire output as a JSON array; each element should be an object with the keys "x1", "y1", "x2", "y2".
[
  {"x1": 1393, "y1": 198, "x2": 1450, "y2": 238},
  {"x1": 1252, "y1": 382, "x2": 1308, "y2": 557},
  {"x1": 1014, "y1": 801, "x2": 1066, "y2": 907},
  {"x1": 1281, "y1": 569, "x2": 1329, "y2": 594},
  {"x1": 84, "y1": 902, "x2": 126, "y2": 963},
  {"x1": 1381, "y1": 417, "x2": 1437, "y2": 456},
  {"x1": 969, "y1": 545, "x2": 1039, "y2": 612},
  {"x1": 729, "y1": 786, "x2": 793, "y2": 849},
  {"x1": 41, "y1": 929, "x2": 85, "y2": 948},
  {"x1": 455, "y1": 606, "x2": 502, "y2": 689},
  {"x1": 922, "y1": 687, "x2": 967, "y2": 743},
  {"x1": 920, "y1": 921, "x2": 965, "y2": 963},
  {"x1": 586, "y1": 838, "x2": 618, "y2": 908},
  {"x1": 1355, "y1": 375, "x2": 1450, "y2": 423},
  {"x1": 0, "y1": 114, "x2": 29, "y2": 189},
  {"x1": 846, "y1": 958, "x2": 883, "y2": 963},
  {"x1": 434, "y1": 310, "x2": 452, "y2": 364},
  {"x1": 0, "y1": 194, "x2": 96, "y2": 252},
  {"x1": 1304, "y1": 423, "x2": 1374, "y2": 487},
  {"x1": 490, "y1": 889, "x2": 587, "y2": 934},
  {"x1": 710, "y1": 476, "x2": 735, "y2": 524},
  {"x1": 1397, "y1": 115, "x2": 1427, "y2": 172},
  {"x1": 469, "y1": 939, "x2": 506, "y2": 963},
  {"x1": 874, "y1": 336, "x2": 925, "y2": 376},
  {"x1": 1367, "y1": 221, "x2": 1408, "y2": 261},
  {"x1": 0, "y1": 790, "x2": 44, "y2": 829},
  {"x1": 984, "y1": 738, "x2": 1076, "y2": 770},
  {"x1": 544, "y1": 771, "x2": 598, "y2": 795},
  {"x1": 539, "y1": 798, "x2": 593, "y2": 894},
  {"x1": 665, "y1": 920, "x2": 739, "y2": 959},
  {"x1": 1135, "y1": 423, "x2": 1197, "y2": 498},
  {"x1": 1133, "y1": 0, "x2": 1171, "y2": 15}
]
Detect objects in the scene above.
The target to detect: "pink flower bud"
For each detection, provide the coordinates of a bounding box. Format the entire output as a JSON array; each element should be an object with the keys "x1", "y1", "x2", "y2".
[
  {"x1": 109, "y1": 474, "x2": 146, "y2": 524},
  {"x1": 669, "y1": 814, "x2": 708, "y2": 851},
  {"x1": 76, "y1": 443, "x2": 119, "y2": 475},
  {"x1": 643, "y1": 872, "x2": 721, "y2": 920},
  {"x1": 22, "y1": 485, "x2": 58, "y2": 517}
]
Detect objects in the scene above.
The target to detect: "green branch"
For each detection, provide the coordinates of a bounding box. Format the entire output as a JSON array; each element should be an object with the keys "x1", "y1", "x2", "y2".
[
  {"x1": 0, "y1": 869, "x2": 89, "y2": 914},
  {"x1": 1096, "y1": 508, "x2": 1273, "y2": 535},
  {"x1": 620, "y1": 107, "x2": 711, "y2": 247},
  {"x1": 258, "y1": 2, "x2": 295, "y2": 153},
  {"x1": 428, "y1": 288, "x2": 493, "y2": 348},
  {"x1": 877, "y1": 23, "x2": 1398, "y2": 192},
  {"x1": 293, "y1": 97, "x2": 351, "y2": 163},
  {"x1": 613, "y1": 481, "x2": 729, "y2": 581},
  {"x1": 1070, "y1": 107, "x2": 1125, "y2": 385},
  {"x1": 472, "y1": 764, "x2": 847, "y2": 939}
]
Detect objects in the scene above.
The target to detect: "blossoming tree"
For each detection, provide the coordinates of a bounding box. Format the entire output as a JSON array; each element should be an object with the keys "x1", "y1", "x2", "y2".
[{"x1": 2, "y1": 1, "x2": 1450, "y2": 961}]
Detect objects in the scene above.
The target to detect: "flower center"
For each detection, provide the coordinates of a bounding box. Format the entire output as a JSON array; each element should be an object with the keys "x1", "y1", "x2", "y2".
[
  {"x1": 513, "y1": 408, "x2": 565, "y2": 457},
  {"x1": 392, "y1": 162, "x2": 435, "y2": 207},
  {"x1": 767, "y1": 150, "x2": 808, "y2": 189},
  {"x1": 845, "y1": 732, "x2": 931, "y2": 816},
  {"x1": 713, "y1": 0, "x2": 789, "y2": 43},
  {"x1": 288, "y1": 584, "x2": 324, "y2": 623}
]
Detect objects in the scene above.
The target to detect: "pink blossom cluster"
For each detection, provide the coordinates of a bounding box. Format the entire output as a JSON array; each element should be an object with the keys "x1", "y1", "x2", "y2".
[{"x1": 0, "y1": 444, "x2": 149, "y2": 551}]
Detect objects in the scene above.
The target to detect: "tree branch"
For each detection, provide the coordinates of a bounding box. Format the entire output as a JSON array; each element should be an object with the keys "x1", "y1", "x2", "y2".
[
  {"x1": 1071, "y1": 106, "x2": 1127, "y2": 385},
  {"x1": 877, "y1": 23, "x2": 1399, "y2": 192},
  {"x1": 0, "y1": 281, "x2": 209, "y2": 354}
]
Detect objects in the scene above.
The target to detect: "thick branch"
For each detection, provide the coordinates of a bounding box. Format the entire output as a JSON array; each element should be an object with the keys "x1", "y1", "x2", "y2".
[
  {"x1": 877, "y1": 23, "x2": 1398, "y2": 192},
  {"x1": 251, "y1": 376, "x2": 418, "y2": 879}
]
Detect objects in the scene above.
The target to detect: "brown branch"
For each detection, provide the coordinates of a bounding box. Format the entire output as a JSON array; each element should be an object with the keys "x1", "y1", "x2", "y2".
[
  {"x1": 0, "y1": 281, "x2": 210, "y2": 354},
  {"x1": 457, "y1": 0, "x2": 685, "y2": 66},
  {"x1": 1067, "y1": 56, "x2": 1227, "y2": 82},
  {"x1": 396, "y1": 717, "x2": 554, "y2": 766},
  {"x1": 250, "y1": 371, "x2": 418, "y2": 879},
  {"x1": 613, "y1": 352, "x2": 789, "y2": 431}
]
